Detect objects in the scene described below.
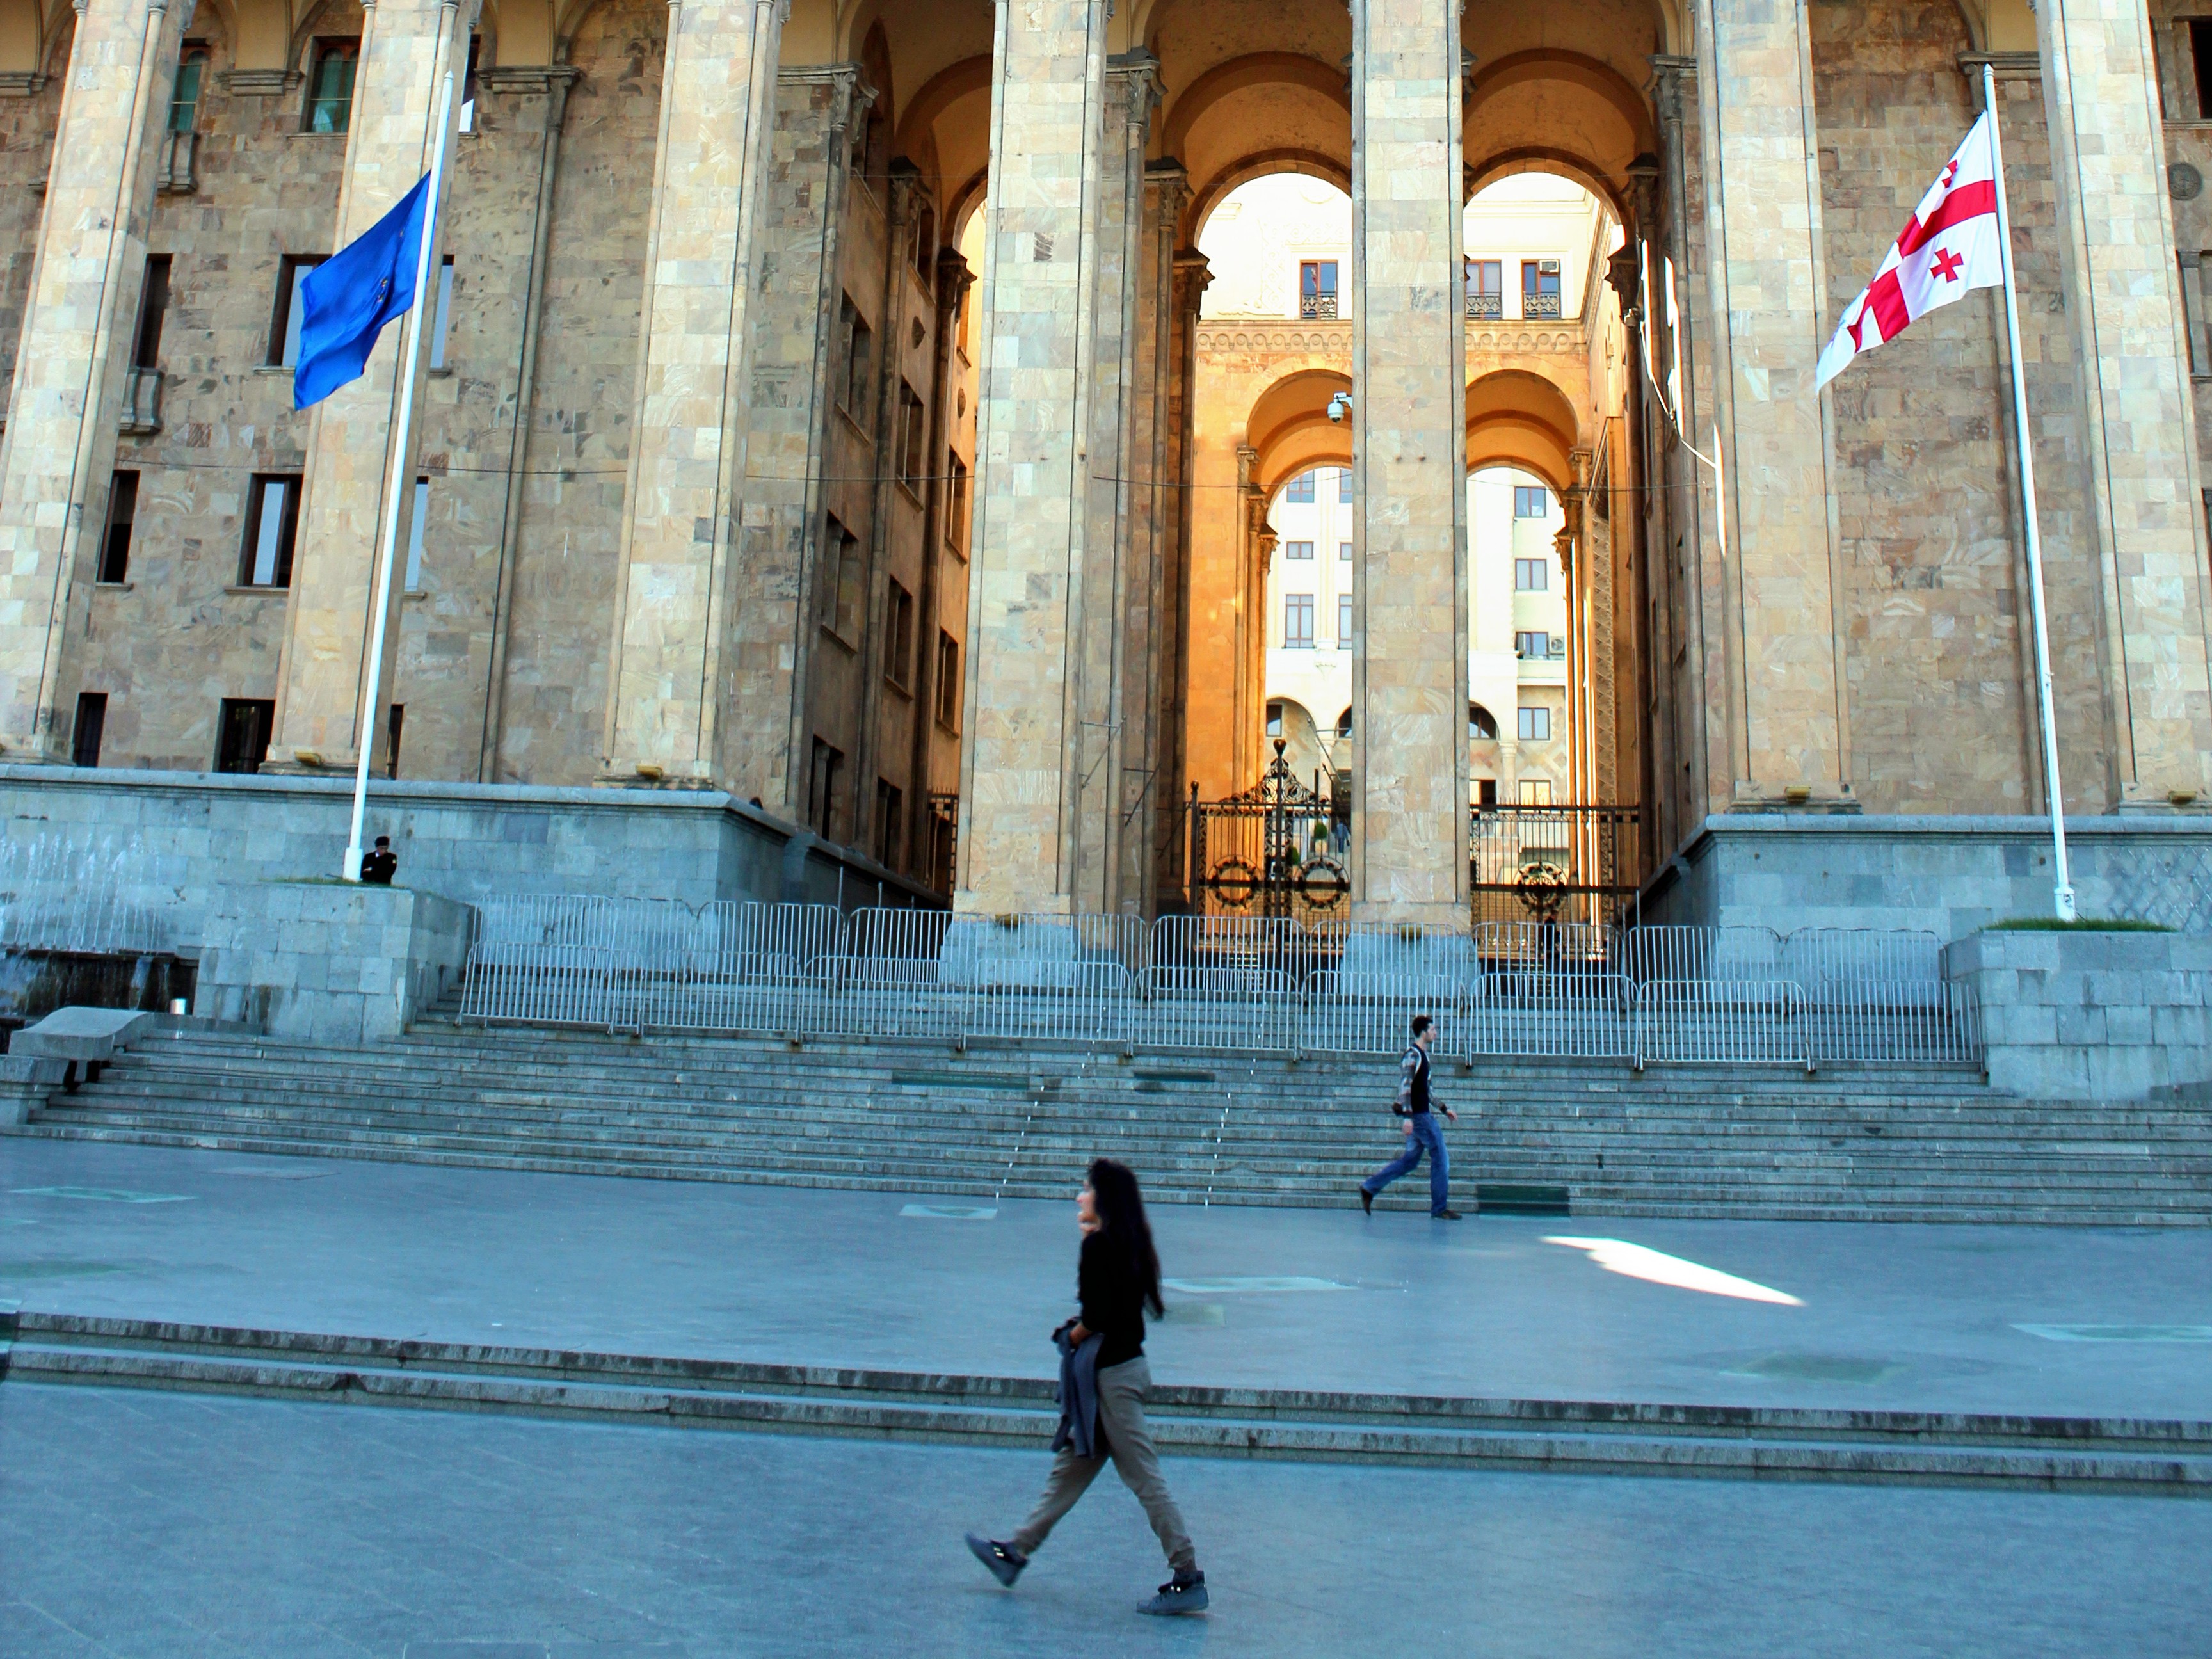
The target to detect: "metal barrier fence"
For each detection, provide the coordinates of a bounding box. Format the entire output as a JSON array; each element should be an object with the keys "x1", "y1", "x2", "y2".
[{"x1": 458, "y1": 899, "x2": 1984, "y2": 1068}]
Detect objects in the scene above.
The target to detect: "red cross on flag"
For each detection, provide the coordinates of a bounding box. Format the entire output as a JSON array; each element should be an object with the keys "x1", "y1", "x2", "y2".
[{"x1": 1815, "y1": 109, "x2": 2005, "y2": 390}]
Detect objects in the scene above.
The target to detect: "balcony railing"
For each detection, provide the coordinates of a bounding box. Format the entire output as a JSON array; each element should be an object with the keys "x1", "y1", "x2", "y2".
[
  {"x1": 118, "y1": 366, "x2": 161, "y2": 437},
  {"x1": 1298, "y1": 293, "x2": 1338, "y2": 319},
  {"x1": 1521, "y1": 291, "x2": 1562, "y2": 320},
  {"x1": 1465, "y1": 292, "x2": 1502, "y2": 319}
]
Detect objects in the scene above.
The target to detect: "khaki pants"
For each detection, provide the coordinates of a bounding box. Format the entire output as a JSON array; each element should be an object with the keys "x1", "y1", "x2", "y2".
[{"x1": 1010, "y1": 1356, "x2": 1197, "y2": 1574}]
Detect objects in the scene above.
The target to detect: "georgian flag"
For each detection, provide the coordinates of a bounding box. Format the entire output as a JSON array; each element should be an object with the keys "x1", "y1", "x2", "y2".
[{"x1": 1815, "y1": 111, "x2": 2005, "y2": 390}]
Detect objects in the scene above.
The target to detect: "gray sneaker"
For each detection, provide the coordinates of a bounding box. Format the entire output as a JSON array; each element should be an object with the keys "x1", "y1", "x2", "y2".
[
  {"x1": 1140, "y1": 1571, "x2": 1209, "y2": 1615},
  {"x1": 966, "y1": 1534, "x2": 1026, "y2": 1587}
]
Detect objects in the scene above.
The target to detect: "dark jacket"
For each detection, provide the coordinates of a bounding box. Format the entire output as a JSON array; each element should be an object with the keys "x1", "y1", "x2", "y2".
[
  {"x1": 1077, "y1": 1229, "x2": 1148, "y2": 1369},
  {"x1": 1051, "y1": 1327, "x2": 1103, "y2": 1457}
]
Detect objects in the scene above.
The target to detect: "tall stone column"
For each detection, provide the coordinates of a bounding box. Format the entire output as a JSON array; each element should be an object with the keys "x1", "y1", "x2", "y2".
[
  {"x1": 1693, "y1": 0, "x2": 1852, "y2": 810},
  {"x1": 1349, "y1": 0, "x2": 1468, "y2": 928},
  {"x1": 598, "y1": 0, "x2": 787, "y2": 786},
  {"x1": 955, "y1": 0, "x2": 1109, "y2": 915},
  {"x1": 2038, "y1": 0, "x2": 2212, "y2": 805},
  {"x1": 0, "y1": 0, "x2": 184, "y2": 760},
  {"x1": 265, "y1": 0, "x2": 470, "y2": 773},
  {"x1": 1066, "y1": 49, "x2": 1159, "y2": 915},
  {"x1": 1122, "y1": 157, "x2": 1189, "y2": 915},
  {"x1": 1157, "y1": 248, "x2": 1210, "y2": 900}
]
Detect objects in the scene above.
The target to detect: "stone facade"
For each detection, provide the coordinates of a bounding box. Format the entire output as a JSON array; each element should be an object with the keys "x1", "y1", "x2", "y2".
[{"x1": 1, "y1": 0, "x2": 2208, "y2": 936}]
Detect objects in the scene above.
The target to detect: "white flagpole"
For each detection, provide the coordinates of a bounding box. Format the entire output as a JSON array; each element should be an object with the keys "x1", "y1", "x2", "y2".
[
  {"x1": 343, "y1": 69, "x2": 456, "y2": 882},
  {"x1": 1983, "y1": 63, "x2": 2076, "y2": 922}
]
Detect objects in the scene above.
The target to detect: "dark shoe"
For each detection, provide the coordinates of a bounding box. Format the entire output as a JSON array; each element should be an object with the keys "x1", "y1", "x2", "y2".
[
  {"x1": 966, "y1": 1534, "x2": 1026, "y2": 1587},
  {"x1": 1358, "y1": 1186, "x2": 1374, "y2": 1215},
  {"x1": 1431, "y1": 1208, "x2": 1464, "y2": 1220},
  {"x1": 1141, "y1": 1570, "x2": 1209, "y2": 1615}
]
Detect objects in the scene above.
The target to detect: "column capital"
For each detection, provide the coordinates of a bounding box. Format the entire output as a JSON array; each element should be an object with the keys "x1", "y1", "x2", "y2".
[
  {"x1": 1173, "y1": 249, "x2": 1212, "y2": 317},
  {"x1": 1646, "y1": 53, "x2": 1695, "y2": 124},
  {"x1": 934, "y1": 247, "x2": 976, "y2": 313}
]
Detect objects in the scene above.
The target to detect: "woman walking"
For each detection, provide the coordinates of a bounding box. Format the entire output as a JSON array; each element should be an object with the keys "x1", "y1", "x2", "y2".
[{"x1": 966, "y1": 1158, "x2": 1208, "y2": 1615}]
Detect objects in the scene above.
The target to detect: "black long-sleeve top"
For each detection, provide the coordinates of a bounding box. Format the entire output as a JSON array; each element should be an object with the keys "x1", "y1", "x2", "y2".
[{"x1": 1077, "y1": 1230, "x2": 1148, "y2": 1368}]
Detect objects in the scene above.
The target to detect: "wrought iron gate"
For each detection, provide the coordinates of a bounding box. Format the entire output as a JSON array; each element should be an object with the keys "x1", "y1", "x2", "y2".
[
  {"x1": 1184, "y1": 739, "x2": 1350, "y2": 920},
  {"x1": 1469, "y1": 805, "x2": 1640, "y2": 927}
]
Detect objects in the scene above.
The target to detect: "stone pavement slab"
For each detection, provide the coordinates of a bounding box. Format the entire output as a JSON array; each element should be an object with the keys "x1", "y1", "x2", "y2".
[
  {"x1": 2, "y1": 1138, "x2": 2209, "y2": 1418},
  {"x1": 3, "y1": 1381, "x2": 2207, "y2": 1659}
]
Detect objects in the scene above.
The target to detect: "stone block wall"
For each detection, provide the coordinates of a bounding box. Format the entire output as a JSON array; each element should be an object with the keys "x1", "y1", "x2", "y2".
[
  {"x1": 1648, "y1": 812, "x2": 2212, "y2": 936},
  {"x1": 196, "y1": 879, "x2": 475, "y2": 1043},
  {"x1": 0, "y1": 26, "x2": 68, "y2": 411},
  {"x1": 1811, "y1": 8, "x2": 2099, "y2": 815},
  {"x1": 1945, "y1": 926, "x2": 2212, "y2": 1098}
]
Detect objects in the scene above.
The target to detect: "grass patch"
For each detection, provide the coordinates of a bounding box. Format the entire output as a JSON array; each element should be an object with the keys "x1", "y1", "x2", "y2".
[{"x1": 1987, "y1": 916, "x2": 2172, "y2": 933}]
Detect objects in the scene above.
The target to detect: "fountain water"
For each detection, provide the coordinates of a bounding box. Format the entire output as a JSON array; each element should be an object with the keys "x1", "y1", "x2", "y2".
[{"x1": 0, "y1": 828, "x2": 170, "y2": 954}]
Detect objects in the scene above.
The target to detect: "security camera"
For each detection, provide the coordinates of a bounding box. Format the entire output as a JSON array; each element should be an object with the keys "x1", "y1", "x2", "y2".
[{"x1": 1326, "y1": 391, "x2": 1352, "y2": 424}]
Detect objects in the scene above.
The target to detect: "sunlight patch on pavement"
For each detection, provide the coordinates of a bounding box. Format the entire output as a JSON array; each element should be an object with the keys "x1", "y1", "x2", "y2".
[{"x1": 1543, "y1": 1236, "x2": 1804, "y2": 1305}]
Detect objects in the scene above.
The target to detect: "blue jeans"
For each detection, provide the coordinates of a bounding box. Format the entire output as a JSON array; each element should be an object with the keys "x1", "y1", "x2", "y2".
[{"x1": 1362, "y1": 1114, "x2": 1451, "y2": 1214}]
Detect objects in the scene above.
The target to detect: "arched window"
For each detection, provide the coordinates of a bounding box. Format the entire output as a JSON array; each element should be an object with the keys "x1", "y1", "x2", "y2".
[
  {"x1": 1468, "y1": 703, "x2": 1498, "y2": 740},
  {"x1": 1335, "y1": 707, "x2": 1353, "y2": 739}
]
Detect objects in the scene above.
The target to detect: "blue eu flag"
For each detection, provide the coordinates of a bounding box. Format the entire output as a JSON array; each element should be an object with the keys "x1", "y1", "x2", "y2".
[{"x1": 293, "y1": 172, "x2": 431, "y2": 410}]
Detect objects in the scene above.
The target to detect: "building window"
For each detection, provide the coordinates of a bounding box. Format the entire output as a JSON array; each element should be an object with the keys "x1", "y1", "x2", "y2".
[
  {"x1": 1521, "y1": 259, "x2": 1562, "y2": 319},
  {"x1": 1336, "y1": 707, "x2": 1352, "y2": 739},
  {"x1": 1284, "y1": 593, "x2": 1315, "y2": 649},
  {"x1": 1518, "y1": 778, "x2": 1554, "y2": 805},
  {"x1": 459, "y1": 33, "x2": 481, "y2": 132},
  {"x1": 898, "y1": 382, "x2": 926, "y2": 488},
  {"x1": 429, "y1": 257, "x2": 455, "y2": 370},
  {"x1": 1518, "y1": 705, "x2": 1551, "y2": 742},
  {"x1": 1514, "y1": 629, "x2": 1548, "y2": 659},
  {"x1": 1513, "y1": 486, "x2": 1549, "y2": 520},
  {"x1": 886, "y1": 579, "x2": 914, "y2": 688},
  {"x1": 170, "y1": 46, "x2": 207, "y2": 132},
  {"x1": 239, "y1": 474, "x2": 301, "y2": 588},
  {"x1": 1299, "y1": 260, "x2": 1338, "y2": 319},
  {"x1": 1337, "y1": 594, "x2": 1352, "y2": 645},
  {"x1": 1284, "y1": 471, "x2": 1315, "y2": 504},
  {"x1": 1469, "y1": 703, "x2": 1498, "y2": 740},
  {"x1": 385, "y1": 702, "x2": 405, "y2": 780},
  {"x1": 2193, "y1": 19, "x2": 2212, "y2": 116},
  {"x1": 1283, "y1": 539, "x2": 1314, "y2": 561},
  {"x1": 1265, "y1": 701, "x2": 1284, "y2": 737},
  {"x1": 821, "y1": 515, "x2": 862, "y2": 642},
  {"x1": 839, "y1": 299, "x2": 873, "y2": 433},
  {"x1": 945, "y1": 455, "x2": 970, "y2": 556},
  {"x1": 1338, "y1": 540, "x2": 1352, "y2": 563},
  {"x1": 99, "y1": 472, "x2": 138, "y2": 584},
  {"x1": 270, "y1": 255, "x2": 326, "y2": 367},
  {"x1": 134, "y1": 255, "x2": 171, "y2": 369},
  {"x1": 216, "y1": 698, "x2": 275, "y2": 774},
  {"x1": 808, "y1": 736, "x2": 845, "y2": 840},
  {"x1": 72, "y1": 692, "x2": 108, "y2": 768},
  {"x1": 405, "y1": 479, "x2": 429, "y2": 591},
  {"x1": 304, "y1": 39, "x2": 360, "y2": 134},
  {"x1": 1338, "y1": 468, "x2": 1353, "y2": 504},
  {"x1": 1464, "y1": 259, "x2": 1502, "y2": 319},
  {"x1": 1477, "y1": 777, "x2": 1498, "y2": 807},
  {"x1": 936, "y1": 630, "x2": 960, "y2": 730},
  {"x1": 874, "y1": 779, "x2": 904, "y2": 869},
  {"x1": 1514, "y1": 557, "x2": 1548, "y2": 591}
]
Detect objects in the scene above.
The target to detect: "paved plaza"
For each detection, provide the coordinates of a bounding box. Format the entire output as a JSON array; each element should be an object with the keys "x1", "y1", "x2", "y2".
[{"x1": 4, "y1": 1137, "x2": 2210, "y2": 1657}]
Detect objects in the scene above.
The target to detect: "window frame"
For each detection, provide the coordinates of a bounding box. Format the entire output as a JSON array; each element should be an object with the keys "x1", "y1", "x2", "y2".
[
  {"x1": 1517, "y1": 705, "x2": 1551, "y2": 743},
  {"x1": 885, "y1": 579, "x2": 915, "y2": 689},
  {"x1": 239, "y1": 473, "x2": 302, "y2": 588},
  {"x1": 133, "y1": 254, "x2": 172, "y2": 370},
  {"x1": 72, "y1": 691, "x2": 108, "y2": 768},
  {"x1": 945, "y1": 454, "x2": 971, "y2": 557},
  {"x1": 935, "y1": 630, "x2": 961, "y2": 731},
  {"x1": 1337, "y1": 593, "x2": 1352, "y2": 646},
  {"x1": 99, "y1": 470, "x2": 139, "y2": 584},
  {"x1": 1514, "y1": 556, "x2": 1548, "y2": 591},
  {"x1": 1282, "y1": 539, "x2": 1315, "y2": 561},
  {"x1": 215, "y1": 697, "x2": 276, "y2": 774},
  {"x1": 1513, "y1": 486, "x2": 1549, "y2": 520},
  {"x1": 1283, "y1": 592, "x2": 1315, "y2": 650},
  {"x1": 303, "y1": 37, "x2": 362, "y2": 134},
  {"x1": 270, "y1": 255, "x2": 326, "y2": 367},
  {"x1": 1283, "y1": 472, "x2": 1315, "y2": 504},
  {"x1": 404, "y1": 477, "x2": 429, "y2": 591},
  {"x1": 169, "y1": 45, "x2": 209, "y2": 133}
]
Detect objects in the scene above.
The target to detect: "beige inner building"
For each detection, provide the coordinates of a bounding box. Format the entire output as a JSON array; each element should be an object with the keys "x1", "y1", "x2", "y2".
[{"x1": 3, "y1": 0, "x2": 2209, "y2": 930}]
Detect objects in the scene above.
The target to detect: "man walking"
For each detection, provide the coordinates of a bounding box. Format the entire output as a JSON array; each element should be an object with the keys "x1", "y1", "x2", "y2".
[{"x1": 1358, "y1": 1014, "x2": 1462, "y2": 1219}]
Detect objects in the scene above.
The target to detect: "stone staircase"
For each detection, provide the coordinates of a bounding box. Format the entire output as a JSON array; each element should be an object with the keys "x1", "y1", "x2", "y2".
[{"x1": 9, "y1": 1013, "x2": 2212, "y2": 1222}]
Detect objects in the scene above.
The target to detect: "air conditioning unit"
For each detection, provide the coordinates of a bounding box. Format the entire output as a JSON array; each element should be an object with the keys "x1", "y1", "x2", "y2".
[{"x1": 1539, "y1": 259, "x2": 1560, "y2": 274}]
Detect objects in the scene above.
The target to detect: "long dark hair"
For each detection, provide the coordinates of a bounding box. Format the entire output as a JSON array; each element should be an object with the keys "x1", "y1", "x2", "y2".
[{"x1": 1087, "y1": 1157, "x2": 1164, "y2": 1318}]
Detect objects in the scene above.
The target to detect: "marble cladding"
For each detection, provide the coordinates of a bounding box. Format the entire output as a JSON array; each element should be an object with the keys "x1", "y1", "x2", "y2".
[
  {"x1": 0, "y1": 0, "x2": 184, "y2": 757},
  {"x1": 957, "y1": 0, "x2": 1106, "y2": 917},
  {"x1": 600, "y1": 0, "x2": 783, "y2": 782},
  {"x1": 1349, "y1": 0, "x2": 1469, "y2": 927},
  {"x1": 266, "y1": 0, "x2": 468, "y2": 773}
]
